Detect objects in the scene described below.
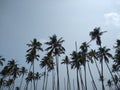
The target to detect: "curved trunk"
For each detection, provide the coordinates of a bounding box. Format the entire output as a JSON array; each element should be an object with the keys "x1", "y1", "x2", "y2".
[{"x1": 87, "y1": 62, "x2": 97, "y2": 90}]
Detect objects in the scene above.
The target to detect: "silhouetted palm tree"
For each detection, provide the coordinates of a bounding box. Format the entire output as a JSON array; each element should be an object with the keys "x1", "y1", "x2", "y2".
[
  {"x1": 97, "y1": 47, "x2": 119, "y2": 89},
  {"x1": 70, "y1": 51, "x2": 81, "y2": 90},
  {"x1": 26, "y1": 38, "x2": 43, "y2": 90},
  {"x1": 89, "y1": 27, "x2": 107, "y2": 46},
  {"x1": 45, "y1": 34, "x2": 65, "y2": 90},
  {"x1": 79, "y1": 42, "x2": 89, "y2": 90},
  {"x1": 40, "y1": 54, "x2": 54, "y2": 90},
  {"x1": 89, "y1": 28, "x2": 107, "y2": 90},
  {"x1": 61, "y1": 56, "x2": 71, "y2": 90}
]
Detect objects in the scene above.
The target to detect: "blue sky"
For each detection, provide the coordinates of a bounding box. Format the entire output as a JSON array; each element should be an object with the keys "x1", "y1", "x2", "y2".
[{"x1": 0, "y1": 0, "x2": 120, "y2": 90}]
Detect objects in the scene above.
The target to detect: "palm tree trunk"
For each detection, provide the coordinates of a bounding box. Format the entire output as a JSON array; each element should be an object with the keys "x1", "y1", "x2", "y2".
[
  {"x1": 20, "y1": 74, "x2": 24, "y2": 90},
  {"x1": 79, "y1": 69, "x2": 84, "y2": 90},
  {"x1": 94, "y1": 59, "x2": 101, "y2": 78},
  {"x1": 66, "y1": 64, "x2": 71, "y2": 90},
  {"x1": 84, "y1": 63, "x2": 87, "y2": 90},
  {"x1": 42, "y1": 67, "x2": 46, "y2": 90},
  {"x1": 64, "y1": 77, "x2": 66, "y2": 90},
  {"x1": 101, "y1": 60, "x2": 105, "y2": 90},
  {"x1": 105, "y1": 61, "x2": 119, "y2": 89},
  {"x1": 56, "y1": 56, "x2": 60, "y2": 90},
  {"x1": 45, "y1": 71, "x2": 48, "y2": 90},
  {"x1": 87, "y1": 62, "x2": 97, "y2": 90},
  {"x1": 33, "y1": 61, "x2": 35, "y2": 90},
  {"x1": 77, "y1": 69, "x2": 80, "y2": 90},
  {"x1": 52, "y1": 69, "x2": 55, "y2": 90},
  {"x1": 73, "y1": 78, "x2": 75, "y2": 90}
]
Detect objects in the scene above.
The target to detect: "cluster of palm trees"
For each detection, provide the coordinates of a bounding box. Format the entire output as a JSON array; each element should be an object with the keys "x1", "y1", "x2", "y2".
[{"x1": 0, "y1": 28, "x2": 120, "y2": 90}]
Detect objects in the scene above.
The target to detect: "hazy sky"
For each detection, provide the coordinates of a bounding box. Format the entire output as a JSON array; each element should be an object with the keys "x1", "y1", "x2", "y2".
[{"x1": 0, "y1": 0, "x2": 120, "y2": 90}]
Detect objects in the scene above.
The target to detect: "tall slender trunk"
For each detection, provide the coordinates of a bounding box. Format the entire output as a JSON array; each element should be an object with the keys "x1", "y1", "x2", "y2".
[
  {"x1": 56, "y1": 56, "x2": 60, "y2": 90},
  {"x1": 66, "y1": 64, "x2": 71, "y2": 90},
  {"x1": 94, "y1": 59, "x2": 101, "y2": 76},
  {"x1": 64, "y1": 78, "x2": 66, "y2": 90},
  {"x1": 84, "y1": 63, "x2": 87, "y2": 90},
  {"x1": 101, "y1": 60, "x2": 105, "y2": 90},
  {"x1": 52, "y1": 70, "x2": 55, "y2": 90},
  {"x1": 35, "y1": 79, "x2": 38, "y2": 90},
  {"x1": 87, "y1": 62, "x2": 97, "y2": 90},
  {"x1": 20, "y1": 74, "x2": 24, "y2": 90},
  {"x1": 105, "y1": 61, "x2": 119, "y2": 89},
  {"x1": 79, "y1": 69, "x2": 84, "y2": 90},
  {"x1": 42, "y1": 67, "x2": 46, "y2": 90},
  {"x1": 73, "y1": 78, "x2": 75, "y2": 90},
  {"x1": 45, "y1": 71, "x2": 48, "y2": 90},
  {"x1": 33, "y1": 61, "x2": 35, "y2": 90},
  {"x1": 77, "y1": 69, "x2": 80, "y2": 90}
]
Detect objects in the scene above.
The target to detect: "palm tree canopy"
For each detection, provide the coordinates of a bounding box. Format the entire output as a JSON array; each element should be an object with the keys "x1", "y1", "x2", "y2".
[
  {"x1": 40, "y1": 55, "x2": 54, "y2": 72},
  {"x1": 70, "y1": 51, "x2": 81, "y2": 69},
  {"x1": 45, "y1": 34, "x2": 65, "y2": 56},
  {"x1": 89, "y1": 27, "x2": 107, "y2": 46},
  {"x1": 61, "y1": 56, "x2": 70, "y2": 65},
  {"x1": 26, "y1": 38, "x2": 43, "y2": 63},
  {"x1": 97, "y1": 47, "x2": 113, "y2": 63}
]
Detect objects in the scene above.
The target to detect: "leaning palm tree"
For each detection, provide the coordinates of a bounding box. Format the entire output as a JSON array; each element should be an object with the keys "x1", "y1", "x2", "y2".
[
  {"x1": 89, "y1": 27, "x2": 107, "y2": 90},
  {"x1": 89, "y1": 27, "x2": 107, "y2": 46},
  {"x1": 45, "y1": 34, "x2": 65, "y2": 90},
  {"x1": 61, "y1": 56, "x2": 71, "y2": 90},
  {"x1": 70, "y1": 51, "x2": 81, "y2": 90},
  {"x1": 97, "y1": 46, "x2": 119, "y2": 89},
  {"x1": 26, "y1": 38, "x2": 43, "y2": 90}
]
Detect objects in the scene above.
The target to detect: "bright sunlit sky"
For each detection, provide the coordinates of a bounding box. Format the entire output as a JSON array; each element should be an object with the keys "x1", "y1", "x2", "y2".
[{"x1": 0, "y1": 0, "x2": 120, "y2": 90}]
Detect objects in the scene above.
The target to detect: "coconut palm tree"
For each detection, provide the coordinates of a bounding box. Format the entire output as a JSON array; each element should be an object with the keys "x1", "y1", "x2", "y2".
[
  {"x1": 40, "y1": 54, "x2": 54, "y2": 90},
  {"x1": 89, "y1": 27, "x2": 107, "y2": 46},
  {"x1": 61, "y1": 56, "x2": 71, "y2": 90},
  {"x1": 89, "y1": 28, "x2": 107, "y2": 90},
  {"x1": 19, "y1": 67, "x2": 28, "y2": 90},
  {"x1": 79, "y1": 42, "x2": 89, "y2": 90},
  {"x1": 26, "y1": 38, "x2": 43, "y2": 90},
  {"x1": 97, "y1": 47, "x2": 119, "y2": 89},
  {"x1": 45, "y1": 34, "x2": 65, "y2": 90},
  {"x1": 70, "y1": 51, "x2": 81, "y2": 90}
]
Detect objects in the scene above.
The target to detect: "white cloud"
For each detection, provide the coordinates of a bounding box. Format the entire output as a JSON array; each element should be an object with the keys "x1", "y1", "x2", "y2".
[{"x1": 104, "y1": 12, "x2": 120, "y2": 27}]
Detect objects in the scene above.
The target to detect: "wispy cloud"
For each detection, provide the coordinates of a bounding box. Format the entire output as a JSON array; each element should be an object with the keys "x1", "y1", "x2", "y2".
[{"x1": 104, "y1": 12, "x2": 120, "y2": 27}]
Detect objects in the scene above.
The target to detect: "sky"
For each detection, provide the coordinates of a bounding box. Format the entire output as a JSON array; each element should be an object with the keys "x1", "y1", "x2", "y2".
[{"x1": 0, "y1": 0, "x2": 120, "y2": 90}]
